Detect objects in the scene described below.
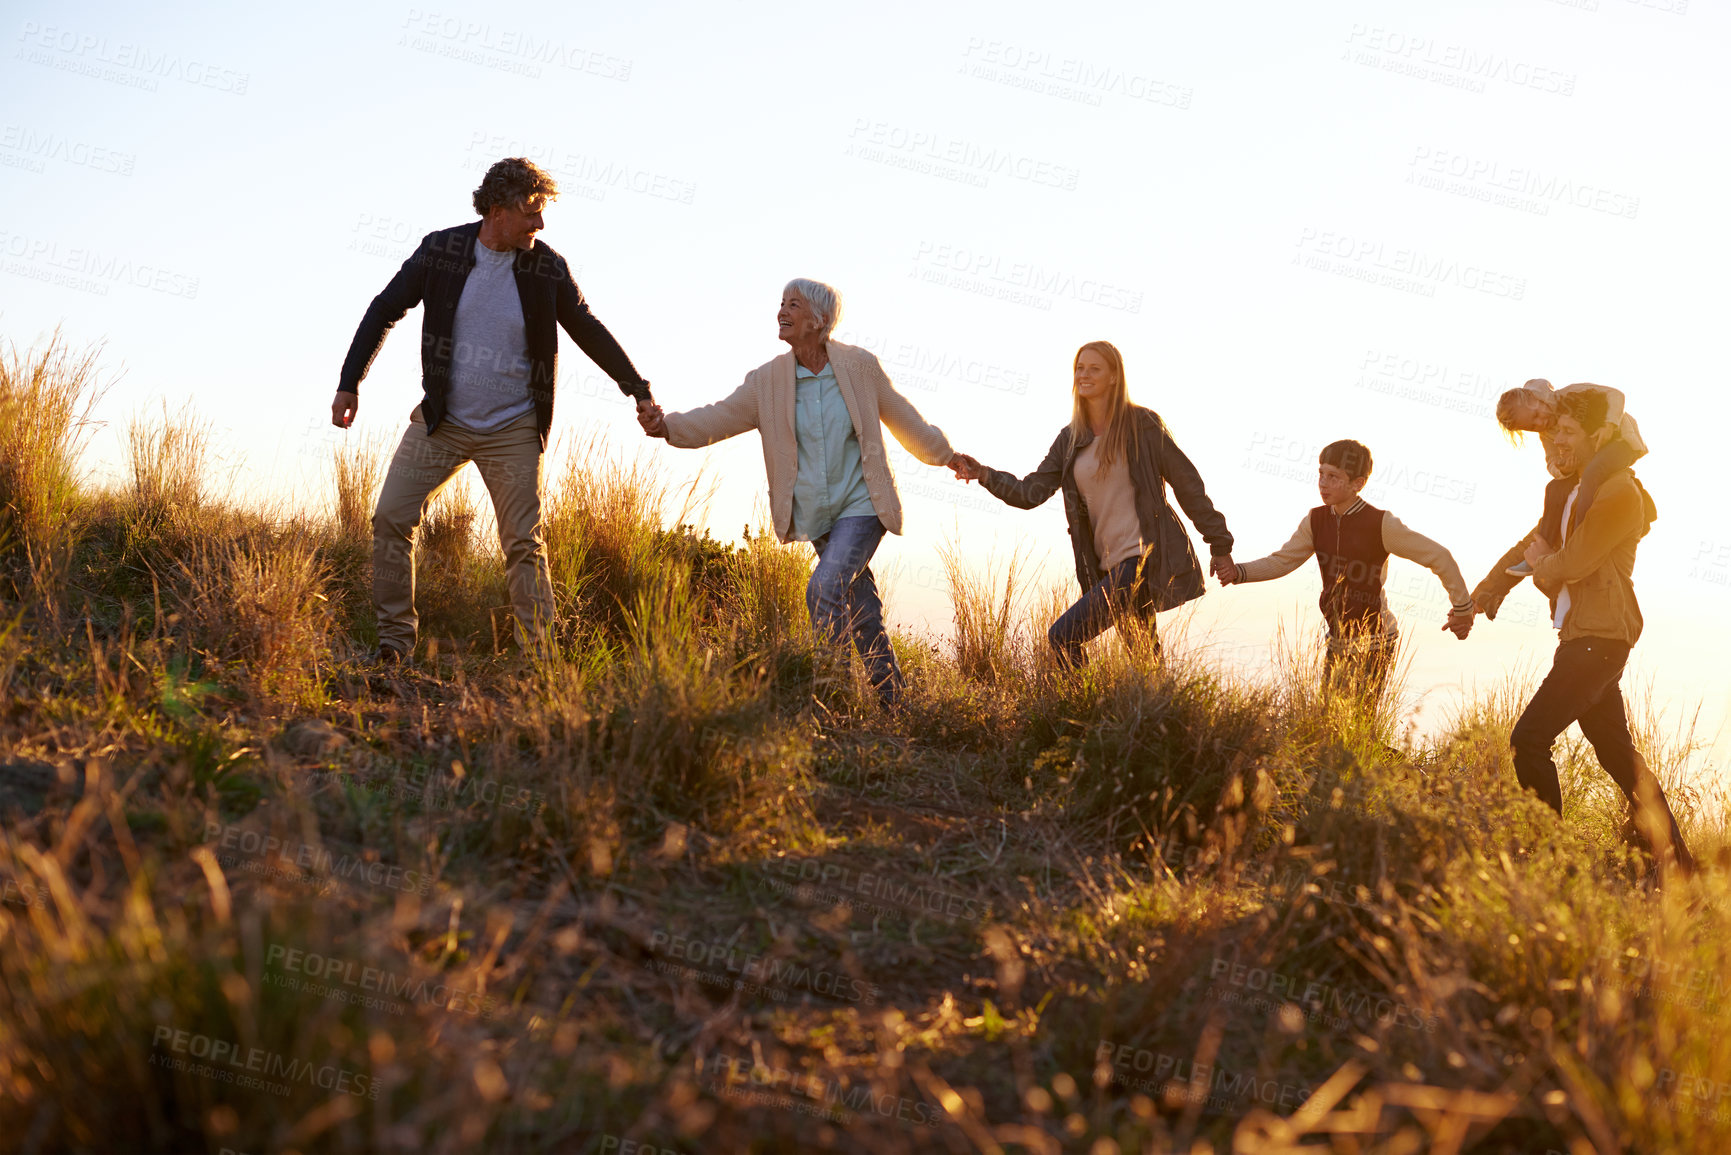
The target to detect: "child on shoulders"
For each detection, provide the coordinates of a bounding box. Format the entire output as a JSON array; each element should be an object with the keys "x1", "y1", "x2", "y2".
[{"x1": 1495, "y1": 380, "x2": 1645, "y2": 576}]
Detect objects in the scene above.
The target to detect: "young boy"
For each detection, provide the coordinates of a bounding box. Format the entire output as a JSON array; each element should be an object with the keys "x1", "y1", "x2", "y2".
[
  {"x1": 1495, "y1": 379, "x2": 1645, "y2": 577},
  {"x1": 1220, "y1": 440, "x2": 1474, "y2": 702}
]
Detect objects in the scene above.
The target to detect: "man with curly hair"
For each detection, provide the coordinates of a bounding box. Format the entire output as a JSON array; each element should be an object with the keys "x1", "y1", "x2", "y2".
[{"x1": 332, "y1": 157, "x2": 655, "y2": 662}]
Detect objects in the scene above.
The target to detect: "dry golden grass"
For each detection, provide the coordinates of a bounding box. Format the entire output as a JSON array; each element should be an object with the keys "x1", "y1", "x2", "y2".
[
  {"x1": 1, "y1": 337, "x2": 1728, "y2": 1154},
  {"x1": 940, "y1": 540, "x2": 1030, "y2": 684},
  {"x1": 127, "y1": 398, "x2": 210, "y2": 525},
  {"x1": 331, "y1": 430, "x2": 391, "y2": 543},
  {"x1": 0, "y1": 330, "x2": 104, "y2": 605},
  {"x1": 175, "y1": 532, "x2": 333, "y2": 705}
]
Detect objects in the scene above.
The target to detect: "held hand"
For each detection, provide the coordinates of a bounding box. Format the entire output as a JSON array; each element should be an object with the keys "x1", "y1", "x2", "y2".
[
  {"x1": 332, "y1": 391, "x2": 358, "y2": 429},
  {"x1": 1522, "y1": 536, "x2": 1555, "y2": 568},
  {"x1": 1210, "y1": 555, "x2": 1239, "y2": 585},
  {"x1": 636, "y1": 398, "x2": 667, "y2": 439},
  {"x1": 1444, "y1": 607, "x2": 1474, "y2": 639},
  {"x1": 948, "y1": 452, "x2": 984, "y2": 482}
]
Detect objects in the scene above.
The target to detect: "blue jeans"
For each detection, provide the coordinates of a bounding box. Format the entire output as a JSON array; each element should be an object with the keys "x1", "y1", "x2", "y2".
[
  {"x1": 1049, "y1": 555, "x2": 1159, "y2": 667},
  {"x1": 807, "y1": 515, "x2": 902, "y2": 703}
]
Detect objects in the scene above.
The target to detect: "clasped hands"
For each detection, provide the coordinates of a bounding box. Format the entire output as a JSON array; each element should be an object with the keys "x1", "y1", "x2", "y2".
[
  {"x1": 948, "y1": 453, "x2": 1247, "y2": 590},
  {"x1": 1213, "y1": 557, "x2": 1473, "y2": 640},
  {"x1": 631, "y1": 422, "x2": 1475, "y2": 641},
  {"x1": 949, "y1": 452, "x2": 984, "y2": 482},
  {"x1": 636, "y1": 397, "x2": 667, "y2": 438},
  {"x1": 1437, "y1": 536, "x2": 1549, "y2": 641},
  {"x1": 633, "y1": 414, "x2": 1021, "y2": 493}
]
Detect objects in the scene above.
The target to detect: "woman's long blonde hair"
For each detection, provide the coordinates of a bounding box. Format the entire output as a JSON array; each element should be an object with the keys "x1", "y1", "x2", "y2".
[{"x1": 1067, "y1": 340, "x2": 1133, "y2": 466}]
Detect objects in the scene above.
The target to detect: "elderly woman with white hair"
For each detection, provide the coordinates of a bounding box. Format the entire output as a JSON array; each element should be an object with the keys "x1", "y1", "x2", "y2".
[{"x1": 637, "y1": 279, "x2": 965, "y2": 707}]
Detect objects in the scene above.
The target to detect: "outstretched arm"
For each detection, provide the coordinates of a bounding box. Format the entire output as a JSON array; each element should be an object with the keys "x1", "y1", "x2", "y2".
[
  {"x1": 335, "y1": 235, "x2": 431, "y2": 423},
  {"x1": 1470, "y1": 524, "x2": 1541, "y2": 619},
  {"x1": 1382, "y1": 514, "x2": 1472, "y2": 608},
  {"x1": 1155, "y1": 418, "x2": 1234, "y2": 558},
  {"x1": 1382, "y1": 512, "x2": 1474, "y2": 637},
  {"x1": 658, "y1": 376, "x2": 760, "y2": 448},
  {"x1": 1230, "y1": 518, "x2": 1315, "y2": 584},
  {"x1": 976, "y1": 430, "x2": 1068, "y2": 510},
  {"x1": 875, "y1": 372, "x2": 955, "y2": 467},
  {"x1": 555, "y1": 263, "x2": 652, "y2": 404}
]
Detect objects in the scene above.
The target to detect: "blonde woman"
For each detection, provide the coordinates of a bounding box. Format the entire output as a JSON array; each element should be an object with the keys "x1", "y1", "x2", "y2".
[{"x1": 951, "y1": 341, "x2": 1235, "y2": 665}]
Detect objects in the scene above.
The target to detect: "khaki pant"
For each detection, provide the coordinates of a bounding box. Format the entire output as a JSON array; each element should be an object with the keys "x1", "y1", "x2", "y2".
[{"x1": 372, "y1": 408, "x2": 554, "y2": 654}]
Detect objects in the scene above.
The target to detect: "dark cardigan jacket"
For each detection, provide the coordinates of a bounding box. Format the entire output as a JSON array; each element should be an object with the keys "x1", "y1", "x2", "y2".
[
  {"x1": 338, "y1": 221, "x2": 649, "y2": 447},
  {"x1": 979, "y1": 406, "x2": 1233, "y2": 608}
]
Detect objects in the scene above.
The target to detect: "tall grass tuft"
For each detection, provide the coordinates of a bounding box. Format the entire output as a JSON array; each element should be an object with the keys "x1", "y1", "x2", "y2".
[
  {"x1": 412, "y1": 472, "x2": 508, "y2": 651},
  {"x1": 940, "y1": 540, "x2": 1029, "y2": 683},
  {"x1": 724, "y1": 523, "x2": 811, "y2": 650},
  {"x1": 127, "y1": 399, "x2": 210, "y2": 530},
  {"x1": 542, "y1": 432, "x2": 713, "y2": 636},
  {"x1": 331, "y1": 429, "x2": 390, "y2": 542},
  {"x1": 419, "y1": 472, "x2": 479, "y2": 566},
  {"x1": 176, "y1": 531, "x2": 333, "y2": 703},
  {"x1": 610, "y1": 565, "x2": 814, "y2": 841},
  {"x1": 0, "y1": 332, "x2": 104, "y2": 598}
]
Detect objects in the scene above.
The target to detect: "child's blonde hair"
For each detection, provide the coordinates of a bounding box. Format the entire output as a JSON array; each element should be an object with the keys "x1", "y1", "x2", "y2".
[{"x1": 1494, "y1": 379, "x2": 1556, "y2": 443}]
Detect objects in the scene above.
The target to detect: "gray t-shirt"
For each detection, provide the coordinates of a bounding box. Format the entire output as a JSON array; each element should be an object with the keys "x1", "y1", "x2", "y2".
[{"x1": 446, "y1": 242, "x2": 535, "y2": 432}]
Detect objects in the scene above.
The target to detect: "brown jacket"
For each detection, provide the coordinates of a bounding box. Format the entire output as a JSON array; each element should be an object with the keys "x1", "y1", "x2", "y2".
[
  {"x1": 1471, "y1": 467, "x2": 1655, "y2": 645},
  {"x1": 661, "y1": 341, "x2": 952, "y2": 543}
]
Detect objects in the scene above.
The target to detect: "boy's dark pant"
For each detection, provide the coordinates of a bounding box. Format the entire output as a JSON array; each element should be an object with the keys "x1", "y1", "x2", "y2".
[
  {"x1": 1540, "y1": 436, "x2": 1639, "y2": 544},
  {"x1": 1511, "y1": 636, "x2": 1694, "y2": 872}
]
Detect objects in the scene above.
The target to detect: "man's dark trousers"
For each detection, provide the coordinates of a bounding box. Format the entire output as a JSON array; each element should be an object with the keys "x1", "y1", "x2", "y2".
[{"x1": 1511, "y1": 636, "x2": 1694, "y2": 871}]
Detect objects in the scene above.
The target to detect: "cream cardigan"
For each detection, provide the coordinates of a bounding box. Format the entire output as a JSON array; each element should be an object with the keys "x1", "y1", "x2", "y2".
[{"x1": 662, "y1": 341, "x2": 954, "y2": 543}]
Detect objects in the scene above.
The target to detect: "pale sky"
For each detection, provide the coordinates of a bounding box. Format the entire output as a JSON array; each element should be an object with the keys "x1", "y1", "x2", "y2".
[{"x1": 4, "y1": 0, "x2": 1727, "y2": 787}]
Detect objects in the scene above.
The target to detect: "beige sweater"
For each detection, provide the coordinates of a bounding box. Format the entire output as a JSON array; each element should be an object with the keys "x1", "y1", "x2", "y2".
[
  {"x1": 662, "y1": 341, "x2": 954, "y2": 543},
  {"x1": 1072, "y1": 440, "x2": 1143, "y2": 570},
  {"x1": 1235, "y1": 507, "x2": 1472, "y2": 635}
]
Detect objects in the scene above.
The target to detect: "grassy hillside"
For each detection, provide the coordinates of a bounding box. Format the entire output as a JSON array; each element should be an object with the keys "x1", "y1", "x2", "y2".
[{"x1": 2, "y1": 334, "x2": 1728, "y2": 1154}]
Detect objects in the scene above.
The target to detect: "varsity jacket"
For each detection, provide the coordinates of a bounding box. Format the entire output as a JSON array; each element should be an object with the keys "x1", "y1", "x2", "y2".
[{"x1": 1235, "y1": 498, "x2": 1472, "y2": 635}]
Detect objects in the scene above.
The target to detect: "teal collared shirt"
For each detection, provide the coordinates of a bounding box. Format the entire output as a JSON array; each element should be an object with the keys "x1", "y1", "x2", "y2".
[{"x1": 790, "y1": 361, "x2": 875, "y2": 541}]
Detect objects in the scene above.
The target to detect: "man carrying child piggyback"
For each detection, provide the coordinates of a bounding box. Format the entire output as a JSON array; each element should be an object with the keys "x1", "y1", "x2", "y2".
[
  {"x1": 1219, "y1": 440, "x2": 1474, "y2": 705},
  {"x1": 1471, "y1": 389, "x2": 1693, "y2": 878}
]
